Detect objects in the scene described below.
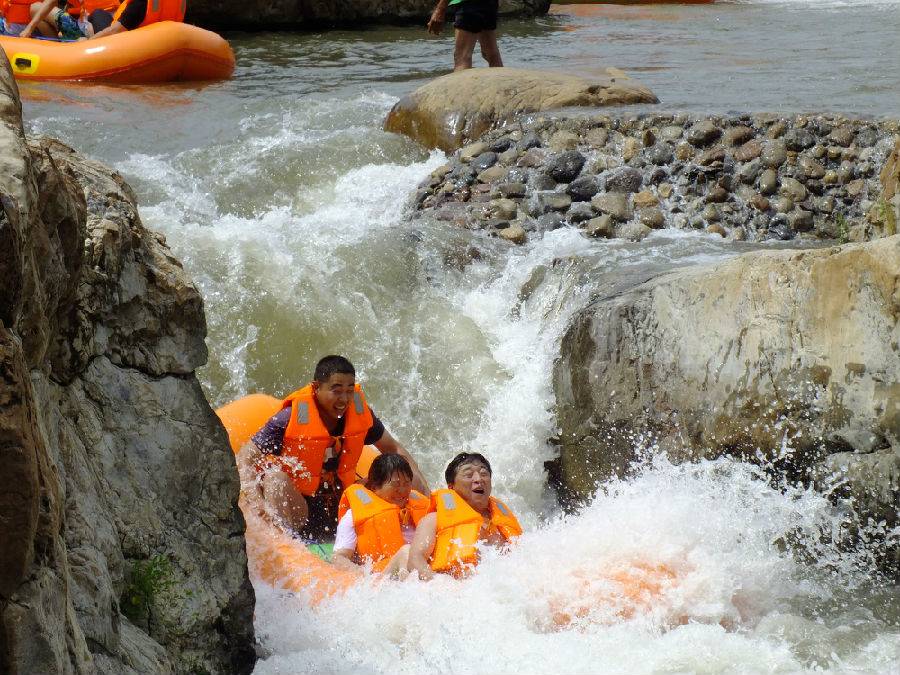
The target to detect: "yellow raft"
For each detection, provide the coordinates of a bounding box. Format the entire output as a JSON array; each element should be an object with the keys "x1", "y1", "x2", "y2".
[
  {"x1": 1, "y1": 21, "x2": 234, "y2": 82},
  {"x1": 217, "y1": 394, "x2": 683, "y2": 618}
]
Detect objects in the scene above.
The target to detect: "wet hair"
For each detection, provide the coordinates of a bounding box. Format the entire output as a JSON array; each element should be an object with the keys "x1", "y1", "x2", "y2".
[
  {"x1": 313, "y1": 355, "x2": 355, "y2": 383},
  {"x1": 365, "y1": 453, "x2": 414, "y2": 491},
  {"x1": 445, "y1": 452, "x2": 492, "y2": 486}
]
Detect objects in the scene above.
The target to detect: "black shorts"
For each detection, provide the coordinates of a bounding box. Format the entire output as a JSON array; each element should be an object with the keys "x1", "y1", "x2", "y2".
[{"x1": 451, "y1": 0, "x2": 498, "y2": 34}]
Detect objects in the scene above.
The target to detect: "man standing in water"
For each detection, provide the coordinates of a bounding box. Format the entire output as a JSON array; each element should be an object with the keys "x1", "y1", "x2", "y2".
[
  {"x1": 247, "y1": 355, "x2": 429, "y2": 540},
  {"x1": 408, "y1": 452, "x2": 522, "y2": 579},
  {"x1": 427, "y1": 0, "x2": 503, "y2": 71}
]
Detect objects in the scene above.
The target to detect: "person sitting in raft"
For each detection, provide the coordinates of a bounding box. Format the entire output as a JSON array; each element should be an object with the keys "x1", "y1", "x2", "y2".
[
  {"x1": 332, "y1": 454, "x2": 430, "y2": 576},
  {"x1": 245, "y1": 354, "x2": 429, "y2": 541},
  {"x1": 407, "y1": 451, "x2": 522, "y2": 580},
  {"x1": 87, "y1": 0, "x2": 146, "y2": 39},
  {"x1": 14, "y1": 0, "x2": 93, "y2": 39}
]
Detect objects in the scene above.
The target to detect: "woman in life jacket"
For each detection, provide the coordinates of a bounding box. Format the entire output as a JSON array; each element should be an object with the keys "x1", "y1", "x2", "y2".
[
  {"x1": 407, "y1": 452, "x2": 522, "y2": 580},
  {"x1": 332, "y1": 454, "x2": 430, "y2": 577}
]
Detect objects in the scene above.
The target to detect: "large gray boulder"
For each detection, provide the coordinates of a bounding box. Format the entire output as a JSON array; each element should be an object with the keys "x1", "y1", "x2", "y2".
[
  {"x1": 385, "y1": 67, "x2": 658, "y2": 151},
  {"x1": 186, "y1": 0, "x2": 550, "y2": 31},
  {"x1": 0, "y1": 55, "x2": 254, "y2": 674},
  {"x1": 553, "y1": 237, "x2": 899, "y2": 563}
]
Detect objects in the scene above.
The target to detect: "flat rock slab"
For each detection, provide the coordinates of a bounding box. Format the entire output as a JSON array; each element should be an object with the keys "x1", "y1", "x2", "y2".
[{"x1": 384, "y1": 66, "x2": 658, "y2": 151}]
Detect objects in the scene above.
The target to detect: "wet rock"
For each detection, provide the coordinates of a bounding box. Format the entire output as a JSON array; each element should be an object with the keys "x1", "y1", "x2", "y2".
[
  {"x1": 490, "y1": 198, "x2": 518, "y2": 220},
  {"x1": 605, "y1": 166, "x2": 643, "y2": 193},
  {"x1": 518, "y1": 131, "x2": 542, "y2": 151},
  {"x1": 471, "y1": 151, "x2": 499, "y2": 172},
  {"x1": 779, "y1": 177, "x2": 808, "y2": 202},
  {"x1": 499, "y1": 182, "x2": 527, "y2": 198},
  {"x1": 761, "y1": 140, "x2": 788, "y2": 168},
  {"x1": 798, "y1": 155, "x2": 826, "y2": 179},
  {"x1": 751, "y1": 193, "x2": 771, "y2": 211},
  {"x1": 567, "y1": 202, "x2": 595, "y2": 223},
  {"x1": 724, "y1": 126, "x2": 755, "y2": 146},
  {"x1": 734, "y1": 139, "x2": 763, "y2": 162},
  {"x1": 529, "y1": 172, "x2": 557, "y2": 191},
  {"x1": 566, "y1": 175, "x2": 601, "y2": 202},
  {"x1": 549, "y1": 130, "x2": 579, "y2": 151},
  {"x1": 460, "y1": 142, "x2": 489, "y2": 162},
  {"x1": 498, "y1": 148, "x2": 518, "y2": 164},
  {"x1": 767, "y1": 120, "x2": 788, "y2": 138},
  {"x1": 617, "y1": 221, "x2": 652, "y2": 241},
  {"x1": 767, "y1": 219, "x2": 796, "y2": 240},
  {"x1": 640, "y1": 208, "x2": 666, "y2": 229},
  {"x1": 789, "y1": 209, "x2": 814, "y2": 232},
  {"x1": 675, "y1": 142, "x2": 694, "y2": 161},
  {"x1": 855, "y1": 127, "x2": 878, "y2": 148},
  {"x1": 646, "y1": 143, "x2": 674, "y2": 165},
  {"x1": 477, "y1": 165, "x2": 508, "y2": 183},
  {"x1": 489, "y1": 137, "x2": 514, "y2": 153},
  {"x1": 660, "y1": 125, "x2": 684, "y2": 143},
  {"x1": 771, "y1": 196, "x2": 794, "y2": 213},
  {"x1": 585, "y1": 127, "x2": 609, "y2": 148},
  {"x1": 738, "y1": 158, "x2": 761, "y2": 184},
  {"x1": 686, "y1": 120, "x2": 721, "y2": 146},
  {"x1": 697, "y1": 147, "x2": 726, "y2": 166},
  {"x1": 622, "y1": 137, "x2": 640, "y2": 162},
  {"x1": 633, "y1": 190, "x2": 658, "y2": 208},
  {"x1": 518, "y1": 147, "x2": 546, "y2": 168},
  {"x1": 538, "y1": 192, "x2": 572, "y2": 212},
  {"x1": 828, "y1": 125, "x2": 854, "y2": 147},
  {"x1": 546, "y1": 150, "x2": 586, "y2": 183},
  {"x1": 584, "y1": 214, "x2": 615, "y2": 238},
  {"x1": 591, "y1": 192, "x2": 632, "y2": 221},
  {"x1": 537, "y1": 212, "x2": 566, "y2": 230},
  {"x1": 706, "y1": 223, "x2": 727, "y2": 237},
  {"x1": 499, "y1": 224, "x2": 527, "y2": 244},
  {"x1": 847, "y1": 179, "x2": 866, "y2": 198},
  {"x1": 759, "y1": 169, "x2": 779, "y2": 195},
  {"x1": 783, "y1": 127, "x2": 816, "y2": 151},
  {"x1": 702, "y1": 204, "x2": 720, "y2": 222},
  {"x1": 658, "y1": 183, "x2": 673, "y2": 199},
  {"x1": 706, "y1": 186, "x2": 729, "y2": 203}
]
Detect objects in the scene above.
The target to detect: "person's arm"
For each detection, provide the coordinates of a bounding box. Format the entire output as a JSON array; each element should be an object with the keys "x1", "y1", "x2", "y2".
[
  {"x1": 331, "y1": 510, "x2": 363, "y2": 573},
  {"x1": 373, "y1": 429, "x2": 430, "y2": 495},
  {"x1": 426, "y1": 0, "x2": 449, "y2": 35},
  {"x1": 89, "y1": 20, "x2": 127, "y2": 39},
  {"x1": 407, "y1": 512, "x2": 437, "y2": 580},
  {"x1": 19, "y1": 0, "x2": 58, "y2": 39}
]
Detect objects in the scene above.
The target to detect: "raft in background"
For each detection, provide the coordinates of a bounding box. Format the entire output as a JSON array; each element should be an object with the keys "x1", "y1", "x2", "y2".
[{"x1": 1, "y1": 21, "x2": 234, "y2": 83}]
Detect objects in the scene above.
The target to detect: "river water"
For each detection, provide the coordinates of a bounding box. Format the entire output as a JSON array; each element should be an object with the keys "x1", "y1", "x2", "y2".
[{"x1": 20, "y1": 0, "x2": 900, "y2": 672}]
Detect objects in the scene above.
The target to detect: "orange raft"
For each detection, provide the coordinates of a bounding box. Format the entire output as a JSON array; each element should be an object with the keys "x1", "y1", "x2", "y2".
[
  {"x1": 1, "y1": 21, "x2": 234, "y2": 83},
  {"x1": 216, "y1": 393, "x2": 378, "y2": 604}
]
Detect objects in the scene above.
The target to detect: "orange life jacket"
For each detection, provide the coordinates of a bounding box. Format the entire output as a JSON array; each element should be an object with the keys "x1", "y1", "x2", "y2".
[
  {"x1": 75, "y1": 0, "x2": 122, "y2": 16},
  {"x1": 338, "y1": 485, "x2": 429, "y2": 571},
  {"x1": 2, "y1": 0, "x2": 33, "y2": 25},
  {"x1": 111, "y1": 0, "x2": 184, "y2": 27},
  {"x1": 275, "y1": 383, "x2": 374, "y2": 497},
  {"x1": 429, "y1": 488, "x2": 522, "y2": 576}
]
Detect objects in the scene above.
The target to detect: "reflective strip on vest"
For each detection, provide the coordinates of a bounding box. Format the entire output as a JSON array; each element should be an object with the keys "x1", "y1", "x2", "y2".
[
  {"x1": 495, "y1": 500, "x2": 509, "y2": 516},
  {"x1": 353, "y1": 487, "x2": 372, "y2": 504},
  {"x1": 353, "y1": 391, "x2": 364, "y2": 415},
  {"x1": 296, "y1": 402, "x2": 309, "y2": 425},
  {"x1": 441, "y1": 492, "x2": 456, "y2": 510}
]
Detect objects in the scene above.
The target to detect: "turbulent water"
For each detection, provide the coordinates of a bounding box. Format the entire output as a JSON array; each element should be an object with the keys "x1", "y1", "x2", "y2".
[{"x1": 20, "y1": 0, "x2": 900, "y2": 672}]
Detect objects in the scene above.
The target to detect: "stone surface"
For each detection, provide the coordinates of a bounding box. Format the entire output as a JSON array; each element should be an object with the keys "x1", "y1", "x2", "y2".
[
  {"x1": 384, "y1": 67, "x2": 658, "y2": 151},
  {"x1": 0, "y1": 59, "x2": 254, "y2": 675},
  {"x1": 553, "y1": 238, "x2": 900, "y2": 554}
]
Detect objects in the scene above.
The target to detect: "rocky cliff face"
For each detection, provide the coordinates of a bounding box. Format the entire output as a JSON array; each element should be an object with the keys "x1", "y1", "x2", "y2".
[
  {"x1": 552, "y1": 236, "x2": 900, "y2": 567},
  {"x1": 186, "y1": 0, "x2": 550, "y2": 31},
  {"x1": 0, "y1": 59, "x2": 255, "y2": 674}
]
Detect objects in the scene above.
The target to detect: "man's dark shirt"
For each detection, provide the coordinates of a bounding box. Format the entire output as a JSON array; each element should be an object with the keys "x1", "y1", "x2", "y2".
[{"x1": 251, "y1": 407, "x2": 385, "y2": 456}]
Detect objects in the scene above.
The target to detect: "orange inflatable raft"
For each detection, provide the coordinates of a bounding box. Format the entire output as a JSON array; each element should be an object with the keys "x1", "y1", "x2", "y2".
[
  {"x1": 217, "y1": 394, "x2": 682, "y2": 616},
  {"x1": 217, "y1": 394, "x2": 378, "y2": 603},
  {"x1": 1, "y1": 21, "x2": 234, "y2": 83}
]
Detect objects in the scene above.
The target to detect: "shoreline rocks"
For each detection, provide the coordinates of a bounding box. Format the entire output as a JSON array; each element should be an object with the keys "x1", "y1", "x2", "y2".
[
  {"x1": 385, "y1": 67, "x2": 658, "y2": 151},
  {"x1": 186, "y1": 0, "x2": 550, "y2": 32},
  {"x1": 413, "y1": 113, "x2": 899, "y2": 245},
  {"x1": 0, "y1": 60, "x2": 255, "y2": 674}
]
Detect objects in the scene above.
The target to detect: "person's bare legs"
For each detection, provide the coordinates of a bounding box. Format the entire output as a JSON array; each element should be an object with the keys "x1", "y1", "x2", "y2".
[
  {"x1": 260, "y1": 470, "x2": 309, "y2": 533},
  {"x1": 478, "y1": 30, "x2": 502, "y2": 67},
  {"x1": 453, "y1": 28, "x2": 478, "y2": 70}
]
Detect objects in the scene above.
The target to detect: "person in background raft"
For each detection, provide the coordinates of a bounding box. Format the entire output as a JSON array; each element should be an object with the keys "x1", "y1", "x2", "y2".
[
  {"x1": 14, "y1": 0, "x2": 99, "y2": 39},
  {"x1": 426, "y1": 0, "x2": 503, "y2": 72},
  {"x1": 408, "y1": 452, "x2": 521, "y2": 580},
  {"x1": 88, "y1": 0, "x2": 184, "y2": 39},
  {"x1": 247, "y1": 355, "x2": 430, "y2": 541},
  {"x1": 332, "y1": 454, "x2": 430, "y2": 576}
]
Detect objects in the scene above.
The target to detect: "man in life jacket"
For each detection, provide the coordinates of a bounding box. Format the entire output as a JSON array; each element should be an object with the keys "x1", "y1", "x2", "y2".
[
  {"x1": 332, "y1": 454, "x2": 429, "y2": 577},
  {"x1": 246, "y1": 354, "x2": 429, "y2": 541},
  {"x1": 408, "y1": 451, "x2": 521, "y2": 580}
]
